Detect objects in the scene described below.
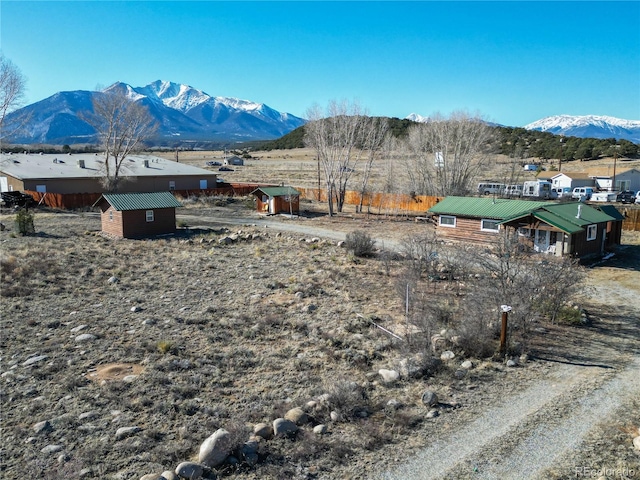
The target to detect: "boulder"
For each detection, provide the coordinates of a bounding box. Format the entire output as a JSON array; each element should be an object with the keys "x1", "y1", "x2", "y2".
[
  {"x1": 33, "y1": 420, "x2": 52, "y2": 434},
  {"x1": 421, "y1": 390, "x2": 439, "y2": 407},
  {"x1": 160, "y1": 471, "x2": 178, "y2": 480},
  {"x1": 253, "y1": 422, "x2": 273, "y2": 440},
  {"x1": 284, "y1": 407, "x2": 309, "y2": 425},
  {"x1": 378, "y1": 369, "x2": 400, "y2": 384},
  {"x1": 198, "y1": 428, "x2": 232, "y2": 468},
  {"x1": 313, "y1": 424, "x2": 328, "y2": 434},
  {"x1": 461, "y1": 360, "x2": 473, "y2": 369},
  {"x1": 115, "y1": 426, "x2": 142, "y2": 440},
  {"x1": 440, "y1": 350, "x2": 455, "y2": 361},
  {"x1": 273, "y1": 418, "x2": 298, "y2": 437},
  {"x1": 174, "y1": 462, "x2": 204, "y2": 479},
  {"x1": 633, "y1": 436, "x2": 640, "y2": 451}
]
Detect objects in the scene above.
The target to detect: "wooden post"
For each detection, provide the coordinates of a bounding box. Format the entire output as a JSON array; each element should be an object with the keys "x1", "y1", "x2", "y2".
[{"x1": 499, "y1": 305, "x2": 512, "y2": 357}]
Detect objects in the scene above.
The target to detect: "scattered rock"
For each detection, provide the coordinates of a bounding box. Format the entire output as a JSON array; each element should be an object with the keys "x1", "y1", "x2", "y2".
[
  {"x1": 41, "y1": 444, "x2": 63, "y2": 455},
  {"x1": 633, "y1": 435, "x2": 640, "y2": 451},
  {"x1": 198, "y1": 428, "x2": 232, "y2": 468},
  {"x1": 506, "y1": 358, "x2": 519, "y2": 368},
  {"x1": 174, "y1": 461, "x2": 204, "y2": 479},
  {"x1": 313, "y1": 424, "x2": 328, "y2": 434},
  {"x1": 330, "y1": 410, "x2": 342, "y2": 422},
  {"x1": 22, "y1": 355, "x2": 48, "y2": 367},
  {"x1": 33, "y1": 420, "x2": 52, "y2": 434},
  {"x1": 160, "y1": 471, "x2": 178, "y2": 480},
  {"x1": 453, "y1": 369, "x2": 467, "y2": 379},
  {"x1": 253, "y1": 422, "x2": 273, "y2": 440},
  {"x1": 108, "y1": 276, "x2": 119, "y2": 284},
  {"x1": 130, "y1": 306, "x2": 142, "y2": 313},
  {"x1": 461, "y1": 360, "x2": 473, "y2": 369},
  {"x1": 75, "y1": 333, "x2": 96, "y2": 343},
  {"x1": 70, "y1": 324, "x2": 87, "y2": 333},
  {"x1": 421, "y1": 390, "x2": 439, "y2": 407},
  {"x1": 440, "y1": 350, "x2": 455, "y2": 361},
  {"x1": 378, "y1": 368, "x2": 400, "y2": 384},
  {"x1": 426, "y1": 409, "x2": 439, "y2": 419},
  {"x1": 284, "y1": 407, "x2": 309, "y2": 425},
  {"x1": 386, "y1": 399, "x2": 402, "y2": 410},
  {"x1": 115, "y1": 426, "x2": 142, "y2": 440},
  {"x1": 273, "y1": 418, "x2": 298, "y2": 437}
]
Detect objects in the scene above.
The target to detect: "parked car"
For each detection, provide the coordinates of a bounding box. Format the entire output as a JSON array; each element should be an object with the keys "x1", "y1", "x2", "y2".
[
  {"x1": 636, "y1": 191, "x2": 640, "y2": 204},
  {"x1": 571, "y1": 187, "x2": 594, "y2": 200},
  {"x1": 218, "y1": 166, "x2": 234, "y2": 172},
  {"x1": 206, "y1": 161, "x2": 222, "y2": 167},
  {"x1": 552, "y1": 187, "x2": 572, "y2": 199},
  {"x1": 616, "y1": 190, "x2": 636, "y2": 204}
]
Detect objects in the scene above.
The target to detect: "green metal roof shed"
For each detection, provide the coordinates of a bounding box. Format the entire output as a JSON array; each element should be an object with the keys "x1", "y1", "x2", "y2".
[
  {"x1": 93, "y1": 191, "x2": 183, "y2": 211},
  {"x1": 500, "y1": 202, "x2": 616, "y2": 234}
]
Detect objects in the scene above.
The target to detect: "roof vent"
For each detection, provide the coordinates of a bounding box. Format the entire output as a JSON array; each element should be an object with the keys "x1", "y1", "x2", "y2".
[
  {"x1": 576, "y1": 204, "x2": 582, "y2": 219},
  {"x1": 143, "y1": 159, "x2": 149, "y2": 168},
  {"x1": 77, "y1": 159, "x2": 85, "y2": 169}
]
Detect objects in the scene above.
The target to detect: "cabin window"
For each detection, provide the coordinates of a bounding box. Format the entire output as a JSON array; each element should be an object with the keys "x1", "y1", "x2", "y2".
[
  {"x1": 518, "y1": 227, "x2": 531, "y2": 237},
  {"x1": 586, "y1": 224, "x2": 597, "y2": 241},
  {"x1": 146, "y1": 210, "x2": 154, "y2": 222},
  {"x1": 439, "y1": 215, "x2": 456, "y2": 227},
  {"x1": 169, "y1": 181, "x2": 176, "y2": 191},
  {"x1": 481, "y1": 219, "x2": 500, "y2": 232}
]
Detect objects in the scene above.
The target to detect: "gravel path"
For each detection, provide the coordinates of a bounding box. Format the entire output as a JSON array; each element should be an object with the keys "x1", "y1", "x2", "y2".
[{"x1": 380, "y1": 356, "x2": 639, "y2": 480}]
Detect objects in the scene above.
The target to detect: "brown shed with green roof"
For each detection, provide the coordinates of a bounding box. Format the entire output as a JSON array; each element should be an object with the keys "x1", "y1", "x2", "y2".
[
  {"x1": 93, "y1": 191, "x2": 182, "y2": 238},
  {"x1": 251, "y1": 186, "x2": 300, "y2": 215}
]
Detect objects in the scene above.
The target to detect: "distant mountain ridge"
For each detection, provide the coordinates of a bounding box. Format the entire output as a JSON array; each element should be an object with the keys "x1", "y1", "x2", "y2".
[
  {"x1": 4, "y1": 80, "x2": 306, "y2": 145},
  {"x1": 523, "y1": 115, "x2": 640, "y2": 143}
]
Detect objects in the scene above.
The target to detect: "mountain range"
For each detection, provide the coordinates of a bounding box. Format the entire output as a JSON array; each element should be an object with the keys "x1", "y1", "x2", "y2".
[
  {"x1": 3, "y1": 80, "x2": 639, "y2": 146},
  {"x1": 406, "y1": 113, "x2": 640, "y2": 143},
  {"x1": 3, "y1": 80, "x2": 306, "y2": 146}
]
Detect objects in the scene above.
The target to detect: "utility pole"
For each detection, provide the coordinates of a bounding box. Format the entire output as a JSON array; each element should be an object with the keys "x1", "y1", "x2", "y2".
[{"x1": 612, "y1": 149, "x2": 618, "y2": 192}]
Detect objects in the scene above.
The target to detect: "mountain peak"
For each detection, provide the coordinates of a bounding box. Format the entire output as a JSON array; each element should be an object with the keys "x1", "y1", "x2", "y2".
[{"x1": 524, "y1": 115, "x2": 640, "y2": 143}]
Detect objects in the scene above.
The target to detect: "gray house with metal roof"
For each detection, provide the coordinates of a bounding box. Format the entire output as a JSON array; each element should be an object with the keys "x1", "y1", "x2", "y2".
[{"x1": 93, "y1": 191, "x2": 182, "y2": 238}]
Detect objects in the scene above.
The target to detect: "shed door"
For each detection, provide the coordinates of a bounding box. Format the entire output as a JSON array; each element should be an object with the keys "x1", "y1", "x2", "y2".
[
  {"x1": 200, "y1": 179, "x2": 207, "y2": 189},
  {"x1": 0, "y1": 177, "x2": 7, "y2": 192}
]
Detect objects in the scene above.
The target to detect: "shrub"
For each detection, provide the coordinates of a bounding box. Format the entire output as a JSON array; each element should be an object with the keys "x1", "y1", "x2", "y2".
[
  {"x1": 15, "y1": 209, "x2": 35, "y2": 236},
  {"x1": 344, "y1": 230, "x2": 375, "y2": 257}
]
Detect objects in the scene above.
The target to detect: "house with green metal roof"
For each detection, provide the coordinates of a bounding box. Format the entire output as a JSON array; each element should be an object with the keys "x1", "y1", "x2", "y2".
[
  {"x1": 500, "y1": 202, "x2": 622, "y2": 257},
  {"x1": 428, "y1": 196, "x2": 622, "y2": 257},
  {"x1": 93, "y1": 191, "x2": 183, "y2": 238},
  {"x1": 251, "y1": 186, "x2": 300, "y2": 215}
]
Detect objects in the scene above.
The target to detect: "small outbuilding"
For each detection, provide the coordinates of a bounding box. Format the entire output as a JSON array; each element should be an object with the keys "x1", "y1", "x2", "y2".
[
  {"x1": 251, "y1": 186, "x2": 300, "y2": 215},
  {"x1": 93, "y1": 191, "x2": 182, "y2": 239},
  {"x1": 224, "y1": 155, "x2": 245, "y2": 166}
]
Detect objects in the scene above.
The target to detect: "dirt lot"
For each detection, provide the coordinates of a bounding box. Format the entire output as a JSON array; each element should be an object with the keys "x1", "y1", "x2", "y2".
[{"x1": 1, "y1": 197, "x2": 639, "y2": 480}]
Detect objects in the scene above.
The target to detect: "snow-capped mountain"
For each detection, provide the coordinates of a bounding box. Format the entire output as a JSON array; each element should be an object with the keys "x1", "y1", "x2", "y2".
[
  {"x1": 405, "y1": 112, "x2": 429, "y2": 123},
  {"x1": 3, "y1": 81, "x2": 306, "y2": 145},
  {"x1": 524, "y1": 115, "x2": 640, "y2": 143}
]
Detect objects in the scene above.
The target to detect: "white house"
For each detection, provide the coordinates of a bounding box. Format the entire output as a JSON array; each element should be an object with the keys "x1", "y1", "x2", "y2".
[
  {"x1": 588, "y1": 167, "x2": 640, "y2": 192},
  {"x1": 550, "y1": 172, "x2": 595, "y2": 191}
]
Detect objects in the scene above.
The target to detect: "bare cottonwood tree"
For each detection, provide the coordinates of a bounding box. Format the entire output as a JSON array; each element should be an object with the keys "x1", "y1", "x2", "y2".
[
  {"x1": 304, "y1": 100, "x2": 380, "y2": 215},
  {"x1": 356, "y1": 116, "x2": 390, "y2": 213},
  {"x1": 82, "y1": 87, "x2": 157, "y2": 191},
  {"x1": 0, "y1": 54, "x2": 27, "y2": 141},
  {"x1": 401, "y1": 112, "x2": 495, "y2": 196}
]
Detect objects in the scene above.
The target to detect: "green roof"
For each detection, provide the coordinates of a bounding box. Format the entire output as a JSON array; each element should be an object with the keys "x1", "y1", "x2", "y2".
[
  {"x1": 597, "y1": 205, "x2": 625, "y2": 221},
  {"x1": 252, "y1": 186, "x2": 300, "y2": 197},
  {"x1": 428, "y1": 196, "x2": 551, "y2": 220},
  {"x1": 501, "y1": 202, "x2": 618, "y2": 234},
  {"x1": 96, "y1": 191, "x2": 182, "y2": 211}
]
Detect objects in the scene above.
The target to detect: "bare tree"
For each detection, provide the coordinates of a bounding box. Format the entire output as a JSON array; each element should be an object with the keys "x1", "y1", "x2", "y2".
[
  {"x1": 401, "y1": 112, "x2": 495, "y2": 196},
  {"x1": 356, "y1": 116, "x2": 390, "y2": 213},
  {"x1": 0, "y1": 54, "x2": 27, "y2": 141},
  {"x1": 82, "y1": 87, "x2": 157, "y2": 191},
  {"x1": 304, "y1": 100, "x2": 378, "y2": 216}
]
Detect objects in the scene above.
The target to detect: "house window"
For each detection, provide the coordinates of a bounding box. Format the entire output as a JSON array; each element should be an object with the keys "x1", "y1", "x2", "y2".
[
  {"x1": 169, "y1": 181, "x2": 176, "y2": 191},
  {"x1": 518, "y1": 227, "x2": 531, "y2": 237},
  {"x1": 615, "y1": 180, "x2": 630, "y2": 191},
  {"x1": 481, "y1": 219, "x2": 500, "y2": 232},
  {"x1": 439, "y1": 215, "x2": 456, "y2": 227},
  {"x1": 109, "y1": 210, "x2": 113, "y2": 221},
  {"x1": 36, "y1": 185, "x2": 46, "y2": 193},
  {"x1": 146, "y1": 210, "x2": 154, "y2": 222},
  {"x1": 586, "y1": 224, "x2": 597, "y2": 241}
]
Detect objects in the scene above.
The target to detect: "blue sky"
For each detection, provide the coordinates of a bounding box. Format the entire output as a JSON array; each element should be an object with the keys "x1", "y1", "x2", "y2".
[{"x1": 2, "y1": 1, "x2": 639, "y2": 126}]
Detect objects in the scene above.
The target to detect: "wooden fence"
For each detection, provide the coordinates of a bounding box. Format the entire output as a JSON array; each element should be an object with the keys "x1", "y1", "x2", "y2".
[{"x1": 619, "y1": 207, "x2": 640, "y2": 232}]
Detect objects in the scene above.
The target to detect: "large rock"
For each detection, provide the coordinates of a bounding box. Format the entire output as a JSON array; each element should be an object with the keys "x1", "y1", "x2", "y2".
[
  {"x1": 273, "y1": 418, "x2": 298, "y2": 437},
  {"x1": 421, "y1": 390, "x2": 439, "y2": 407},
  {"x1": 198, "y1": 428, "x2": 232, "y2": 468},
  {"x1": 161, "y1": 471, "x2": 178, "y2": 480},
  {"x1": 284, "y1": 407, "x2": 309, "y2": 425},
  {"x1": 174, "y1": 462, "x2": 204, "y2": 479},
  {"x1": 115, "y1": 426, "x2": 141, "y2": 440},
  {"x1": 378, "y1": 369, "x2": 400, "y2": 384},
  {"x1": 253, "y1": 422, "x2": 273, "y2": 440},
  {"x1": 633, "y1": 435, "x2": 640, "y2": 451}
]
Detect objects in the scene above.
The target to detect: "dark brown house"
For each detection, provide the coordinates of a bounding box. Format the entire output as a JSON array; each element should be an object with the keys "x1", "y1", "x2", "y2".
[
  {"x1": 251, "y1": 186, "x2": 300, "y2": 215},
  {"x1": 93, "y1": 191, "x2": 182, "y2": 239}
]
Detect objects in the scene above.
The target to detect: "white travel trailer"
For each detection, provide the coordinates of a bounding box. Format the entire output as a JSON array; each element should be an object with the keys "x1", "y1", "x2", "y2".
[{"x1": 522, "y1": 180, "x2": 553, "y2": 199}]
